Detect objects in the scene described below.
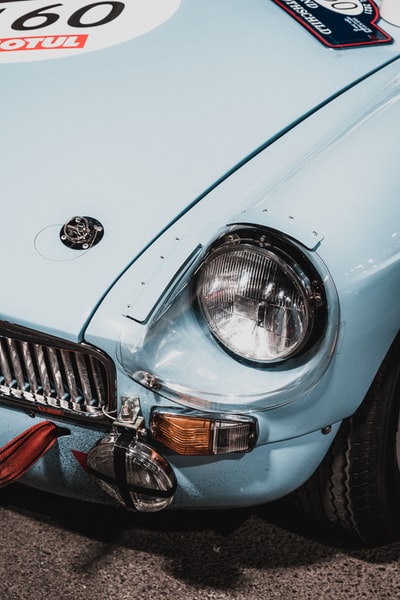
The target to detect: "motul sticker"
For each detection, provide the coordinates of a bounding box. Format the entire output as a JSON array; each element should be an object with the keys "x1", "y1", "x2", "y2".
[
  {"x1": 272, "y1": 0, "x2": 392, "y2": 48},
  {"x1": 0, "y1": 34, "x2": 87, "y2": 50},
  {"x1": 0, "y1": 0, "x2": 181, "y2": 62}
]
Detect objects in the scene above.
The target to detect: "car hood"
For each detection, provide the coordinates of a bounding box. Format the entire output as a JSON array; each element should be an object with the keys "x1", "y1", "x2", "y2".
[{"x1": 1, "y1": 0, "x2": 399, "y2": 340}]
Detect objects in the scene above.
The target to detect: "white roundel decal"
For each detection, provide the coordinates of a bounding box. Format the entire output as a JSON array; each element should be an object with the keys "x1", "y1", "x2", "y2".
[
  {"x1": 0, "y1": 0, "x2": 181, "y2": 62},
  {"x1": 314, "y1": 0, "x2": 364, "y2": 15}
]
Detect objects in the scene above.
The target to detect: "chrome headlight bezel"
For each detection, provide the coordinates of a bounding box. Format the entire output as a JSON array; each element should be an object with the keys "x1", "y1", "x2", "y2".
[
  {"x1": 119, "y1": 223, "x2": 339, "y2": 413},
  {"x1": 194, "y1": 226, "x2": 327, "y2": 366}
]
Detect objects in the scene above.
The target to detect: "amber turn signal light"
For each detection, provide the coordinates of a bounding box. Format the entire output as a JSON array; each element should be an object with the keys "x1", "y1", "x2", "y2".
[{"x1": 150, "y1": 411, "x2": 257, "y2": 456}]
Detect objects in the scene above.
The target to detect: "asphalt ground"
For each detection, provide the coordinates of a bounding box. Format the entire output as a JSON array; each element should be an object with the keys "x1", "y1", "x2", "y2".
[{"x1": 0, "y1": 483, "x2": 399, "y2": 600}]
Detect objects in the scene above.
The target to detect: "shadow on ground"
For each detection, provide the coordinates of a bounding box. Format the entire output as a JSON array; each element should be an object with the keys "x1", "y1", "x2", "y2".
[{"x1": 1, "y1": 483, "x2": 399, "y2": 591}]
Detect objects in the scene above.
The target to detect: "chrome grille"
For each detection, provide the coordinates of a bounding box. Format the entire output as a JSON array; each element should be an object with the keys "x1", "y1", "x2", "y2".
[{"x1": 0, "y1": 322, "x2": 115, "y2": 418}]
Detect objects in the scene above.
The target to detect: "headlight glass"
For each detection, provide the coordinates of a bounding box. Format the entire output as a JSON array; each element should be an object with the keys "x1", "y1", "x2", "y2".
[{"x1": 196, "y1": 231, "x2": 321, "y2": 364}]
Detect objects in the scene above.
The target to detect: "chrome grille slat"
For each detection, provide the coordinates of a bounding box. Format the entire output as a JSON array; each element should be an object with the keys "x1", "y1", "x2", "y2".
[
  {"x1": 7, "y1": 338, "x2": 25, "y2": 390},
  {"x1": 47, "y1": 346, "x2": 66, "y2": 406},
  {"x1": 90, "y1": 355, "x2": 106, "y2": 406},
  {"x1": 75, "y1": 352, "x2": 94, "y2": 407},
  {"x1": 0, "y1": 324, "x2": 115, "y2": 419},
  {"x1": 21, "y1": 342, "x2": 39, "y2": 395},
  {"x1": 60, "y1": 349, "x2": 81, "y2": 407},
  {"x1": 33, "y1": 343, "x2": 52, "y2": 398},
  {"x1": 0, "y1": 338, "x2": 13, "y2": 386}
]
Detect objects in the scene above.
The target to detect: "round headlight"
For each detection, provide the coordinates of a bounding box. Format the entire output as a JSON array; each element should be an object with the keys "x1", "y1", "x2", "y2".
[{"x1": 196, "y1": 230, "x2": 324, "y2": 364}]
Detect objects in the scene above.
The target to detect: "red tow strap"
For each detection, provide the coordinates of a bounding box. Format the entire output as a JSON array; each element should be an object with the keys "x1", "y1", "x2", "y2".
[{"x1": 0, "y1": 421, "x2": 63, "y2": 488}]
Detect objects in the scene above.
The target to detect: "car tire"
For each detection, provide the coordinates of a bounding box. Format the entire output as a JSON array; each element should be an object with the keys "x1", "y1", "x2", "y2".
[{"x1": 292, "y1": 332, "x2": 400, "y2": 545}]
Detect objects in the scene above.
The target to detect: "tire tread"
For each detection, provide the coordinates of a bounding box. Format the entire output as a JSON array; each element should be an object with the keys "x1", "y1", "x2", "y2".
[{"x1": 292, "y1": 336, "x2": 400, "y2": 544}]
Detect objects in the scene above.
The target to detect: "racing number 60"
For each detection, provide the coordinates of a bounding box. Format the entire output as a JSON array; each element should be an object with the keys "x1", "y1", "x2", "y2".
[{"x1": 0, "y1": 2, "x2": 125, "y2": 31}]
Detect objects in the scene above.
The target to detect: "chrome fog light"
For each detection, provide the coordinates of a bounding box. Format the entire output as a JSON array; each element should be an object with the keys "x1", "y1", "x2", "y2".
[{"x1": 87, "y1": 431, "x2": 176, "y2": 512}]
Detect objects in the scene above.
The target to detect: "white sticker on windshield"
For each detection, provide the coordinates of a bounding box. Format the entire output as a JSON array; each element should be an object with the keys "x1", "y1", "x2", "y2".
[{"x1": 0, "y1": 0, "x2": 181, "y2": 62}]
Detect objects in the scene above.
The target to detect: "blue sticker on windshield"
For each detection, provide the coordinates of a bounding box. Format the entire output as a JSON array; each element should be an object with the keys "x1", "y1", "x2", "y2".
[{"x1": 272, "y1": 0, "x2": 392, "y2": 48}]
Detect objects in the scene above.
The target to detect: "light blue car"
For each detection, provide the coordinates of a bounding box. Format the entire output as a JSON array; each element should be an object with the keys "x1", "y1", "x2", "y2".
[{"x1": 1, "y1": 0, "x2": 399, "y2": 544}]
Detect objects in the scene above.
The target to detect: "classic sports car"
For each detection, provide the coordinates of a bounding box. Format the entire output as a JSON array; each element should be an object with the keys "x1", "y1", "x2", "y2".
[{"x1": 1, "y1": 0, "x2": 399, "y2": 544}]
